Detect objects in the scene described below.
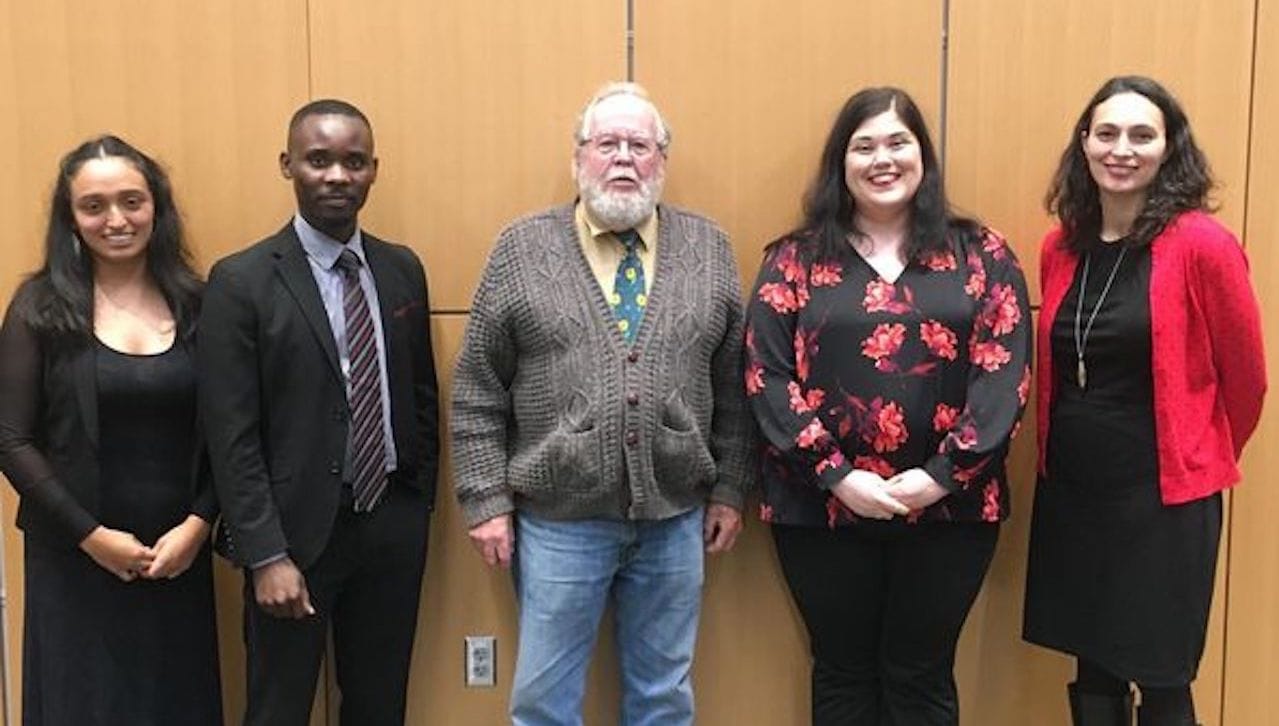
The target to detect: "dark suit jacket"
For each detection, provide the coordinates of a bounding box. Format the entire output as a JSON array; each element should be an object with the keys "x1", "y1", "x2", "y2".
[
  {"x1": 198, "y1": 224, "x2": 439, "y2": 569},
  {"x1": 0, "y1": 280, "x2": 217, "y2": 550}
]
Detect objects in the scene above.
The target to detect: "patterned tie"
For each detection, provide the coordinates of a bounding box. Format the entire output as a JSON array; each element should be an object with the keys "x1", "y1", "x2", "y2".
[
  {"x1": 335, "y1": 249, "x2": 388, "y2": 512},
  {"x1": 610, "y1": 229, "x2": 646, "y2": 343}
]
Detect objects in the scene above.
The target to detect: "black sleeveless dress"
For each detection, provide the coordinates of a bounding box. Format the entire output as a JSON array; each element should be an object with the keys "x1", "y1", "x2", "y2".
[
  {"x1": 1023, "y1": 240, "x2": 1221, "y2": 687},
  {"x1": 22, "y1": 341, "x2": 221, "y2": 725}
]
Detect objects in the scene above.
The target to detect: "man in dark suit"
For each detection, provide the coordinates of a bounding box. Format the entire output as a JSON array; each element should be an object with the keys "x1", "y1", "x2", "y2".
[{"x1": 199, "y1": 99, "x2": 438, "y2": 726}]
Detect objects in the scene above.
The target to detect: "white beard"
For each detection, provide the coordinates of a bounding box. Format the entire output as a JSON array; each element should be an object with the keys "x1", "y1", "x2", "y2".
[{"x1": 578, "y1": 170, "x2": 664, "y2": 231}]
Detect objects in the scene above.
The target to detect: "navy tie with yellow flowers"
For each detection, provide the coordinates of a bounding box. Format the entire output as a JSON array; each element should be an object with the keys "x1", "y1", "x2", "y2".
[{"x1": 610, "y1": 229, "x2": 646, "y2": 343}]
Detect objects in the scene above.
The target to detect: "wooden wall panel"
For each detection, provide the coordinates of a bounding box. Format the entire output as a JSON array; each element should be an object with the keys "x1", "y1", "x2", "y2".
[
  {"x1": 946, "y1": 0, "x2": 1255, "y2": 304},
  {"x1": 636, "y1": 0, "x2": 945, "y2": 292},
  {"x1": 306, "y1": 0, "x2": 627, "y2": 312},
  {"x1": 0, "y1": 1, "x2": 311, "y2": 723},
  {"x1": 636, "y1": 2, "x2": 944, "y2": 722},
  {"x1": 400, "y1": 314, "x2": 518, "y2": 724},
  {"x1": 1225, "y1": 0, "x2": 1279, "y2": 720}
]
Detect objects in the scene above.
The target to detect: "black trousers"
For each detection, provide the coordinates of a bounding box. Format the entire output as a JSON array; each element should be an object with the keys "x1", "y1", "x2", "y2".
[
  {"x1": 242, "y1": 484, "x2": 432, "y2": 726},
  {"x1": 772, "y1": 521, "x2": 999, "y2": 726}
]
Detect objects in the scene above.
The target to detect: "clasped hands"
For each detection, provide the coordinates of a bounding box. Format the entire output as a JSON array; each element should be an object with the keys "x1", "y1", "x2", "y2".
[
  {"x1": 831, "y1": 467, "x2": 949, "y2": 520},
  {"x1": 78, "y1": 514, "x2": 210, "y2": 583}
]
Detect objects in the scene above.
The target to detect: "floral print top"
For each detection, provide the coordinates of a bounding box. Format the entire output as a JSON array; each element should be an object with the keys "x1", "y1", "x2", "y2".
[{"x1": 744, "y1": 227, "x2": 1032, "y2": 527}]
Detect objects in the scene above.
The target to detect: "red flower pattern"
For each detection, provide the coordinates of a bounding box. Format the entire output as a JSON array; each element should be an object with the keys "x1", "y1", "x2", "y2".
[
  {"x1": 920, "y1": 320, "x2": 958, "y2": 360},
  {"x1": 758, "y1": 282, "x2": 799, "y2": 314},
  {"x1": 861, "y1": 323, "x2": 906, "y2": 369},
  {"x1": 984, "y1": 283, "x2": 1022, "y2": 336},
  {"x1": 964, "y1": 252, "x2": 986, "y2": 299},
  {"x1": 787, "y1": 382, "x2": 826, "y2": 414},
  {"x1": 1016, "y1": 365, "x2": 1031, "y2": 406},
  {"x1": 794, "y1": 327, "x2": 819, "y2": 382},
  {"x1": 774, "y1": 244, "x2": 807, "y2": 284},
  {"x1": 853, "y1": 454, "x2": 896, "y2": 478},
  {"x1": 827, "y1": 497, "x2": 855, "y2": 528},
  {"x1": 921, "y1": 250, "x2": 957, "y2": 271},
  {"x1": 949, "y1": 423, "x2": 979, "y2": 451},
  {"x1": 816, "y1": 450, "x2": 847, "y2": 476},
  {"x1": 981, "y1": 481, "x2": 1001, "y2": 521},
  {"x1": 863, "y1": 280, "x2": 896, "y2": 312},
  {"x1": 796, "y1": 418, "x2": 830, "y2": 450},
  {"x1": 982, "y1": 230, "x2": 1009, "y2": 261},
  {"x1": 745, "y1": 360, "x2": 764, "y2": 395},
  {"x1": 811, "y1": 262, "x2": 843, "y2": 287},
  {"x1": 970, "y1": 340, "x2": 1011, "y2": 372},
  {"x1": 933, "y1": 403, "x2": 960, "y2": 433},
  {"x1": 870, "y1": 401, "x2": 908, "y2": 452}
]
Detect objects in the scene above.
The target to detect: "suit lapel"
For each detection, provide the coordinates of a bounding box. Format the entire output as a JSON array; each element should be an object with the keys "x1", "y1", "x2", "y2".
[
  {"x1": 270, "y1": 227, "x2": 344, "y2": 382},
  {"x1": 362, "y1": 237, "x2": 410, "y2": 450},
  {"x1": 362, "y1": 236, "x2": 398, "y2": 343}
]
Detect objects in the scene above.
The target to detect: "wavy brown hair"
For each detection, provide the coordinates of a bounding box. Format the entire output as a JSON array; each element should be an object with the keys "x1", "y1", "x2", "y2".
[{"x1": 1046, "y1": 75, "x2": 1214, "y2": 252}]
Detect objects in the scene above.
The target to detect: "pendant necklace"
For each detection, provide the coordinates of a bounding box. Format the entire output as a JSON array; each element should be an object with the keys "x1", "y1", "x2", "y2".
[{"x1": 1072, "y1": 244, "x2": 1128, "y2": 390}]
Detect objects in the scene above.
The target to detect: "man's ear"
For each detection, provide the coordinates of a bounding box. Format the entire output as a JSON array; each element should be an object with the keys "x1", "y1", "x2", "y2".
[{"x1": 279, "y1": 151, "x2": 293, "y2": 179}]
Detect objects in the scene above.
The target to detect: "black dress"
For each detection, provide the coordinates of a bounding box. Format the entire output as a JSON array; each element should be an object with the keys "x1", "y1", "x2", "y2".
[
  {"x1": 22, "y1": 342, "x2": 221, "y2": 725},
  {"x1": 1023, "y1": 240, "x2": 1222, "y2": 687}
]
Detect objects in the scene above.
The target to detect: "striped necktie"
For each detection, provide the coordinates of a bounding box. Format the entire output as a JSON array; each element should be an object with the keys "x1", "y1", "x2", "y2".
[
  {"x1": 335, "y1": 249, "x2": 388, "y2": 511},
  {"x1": 610, "y1": 229, "x2": 646, "y2": 343}
]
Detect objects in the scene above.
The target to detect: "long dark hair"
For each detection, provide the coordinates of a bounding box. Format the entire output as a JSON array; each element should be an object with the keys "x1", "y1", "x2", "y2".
[
  {"x1": 1045, "y1": 75, "x2": 1214, "y2": 252},
  {"x1": 783, "y1": 87, "x2": 978, "y2": 261},
  {"x1": 15, "y1": 135, "x2": 202, "y2": 340}
]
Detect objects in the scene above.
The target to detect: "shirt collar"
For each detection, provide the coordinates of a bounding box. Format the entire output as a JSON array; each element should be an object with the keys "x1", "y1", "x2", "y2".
[
  {"x1": 576, "y1": 202, "x2": 659, "y2": 250},
  {"x1": 293, "y1": 214, "x2": 367, "y2": 271}
]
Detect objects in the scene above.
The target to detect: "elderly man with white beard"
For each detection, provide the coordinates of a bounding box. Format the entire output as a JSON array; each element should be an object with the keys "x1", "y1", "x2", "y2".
[{"x1": 450, "y1": 82, "x2": 755, "y2": 726}]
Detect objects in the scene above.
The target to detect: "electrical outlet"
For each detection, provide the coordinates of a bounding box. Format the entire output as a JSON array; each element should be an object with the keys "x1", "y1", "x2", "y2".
[{"x1": 464, "y1": 635, "x2": 496, "y2": 687}]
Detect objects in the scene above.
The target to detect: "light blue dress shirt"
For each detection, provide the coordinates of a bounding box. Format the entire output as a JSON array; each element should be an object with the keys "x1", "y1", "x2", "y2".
[{"x1": 293, "y1": 215, "x2": 398, "y2": 477}]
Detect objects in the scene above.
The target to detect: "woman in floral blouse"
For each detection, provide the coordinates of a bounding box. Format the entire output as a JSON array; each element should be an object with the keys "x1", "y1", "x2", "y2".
[
  {"x1": 1023, "y1": 76, "x2": 1265, "y2": 726},
  {"x1": 744, "y1": 87, "x2": 1031, "y2": 725}
]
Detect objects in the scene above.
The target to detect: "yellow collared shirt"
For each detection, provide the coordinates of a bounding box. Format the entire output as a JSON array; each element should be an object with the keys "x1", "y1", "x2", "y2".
[{"x1": 575, "y1": 202, "x2": 658, "y2": 298}]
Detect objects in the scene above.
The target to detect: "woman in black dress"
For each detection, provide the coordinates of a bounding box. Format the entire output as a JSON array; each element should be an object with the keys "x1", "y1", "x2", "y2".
[
  {"x1": 1023, "y1": 76, "x2": 1266, "y2": 726},
  {"x1": 0, "y1": 136, "x2": 222, "y2": 725},
  {"x1": 744, "y1": 87, "x2": 1031, "y2": 725}
]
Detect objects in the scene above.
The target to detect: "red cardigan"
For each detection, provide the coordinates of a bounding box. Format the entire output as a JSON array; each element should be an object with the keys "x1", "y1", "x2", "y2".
[{"x1": 1036, "y1": 211, "x2": 1266, "y2": 504}]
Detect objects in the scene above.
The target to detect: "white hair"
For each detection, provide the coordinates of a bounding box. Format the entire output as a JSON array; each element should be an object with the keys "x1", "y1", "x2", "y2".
[{"x1": 573, "y1": 81, "x2": 672, "y2": 151}]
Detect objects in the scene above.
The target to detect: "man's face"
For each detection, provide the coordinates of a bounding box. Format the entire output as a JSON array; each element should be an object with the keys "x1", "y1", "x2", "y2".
[
  {"x1": 574, "y1": 94, "x2": 665, "y2": 231},
  {"x1": 281, "y1": 113, "x2": 378, "y2": 241}
]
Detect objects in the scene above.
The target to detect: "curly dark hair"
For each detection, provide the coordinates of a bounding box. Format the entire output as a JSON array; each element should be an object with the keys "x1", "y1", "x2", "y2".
[
  {"x1": 779, "y1": 86, "x2": 979, "y2": 262},
  {"x1": 15, "y1": 135, "x2": 202, "y2": 340},
  {"x1": 1046, "y1": 75, "x2": 1214, "y2": 252}
]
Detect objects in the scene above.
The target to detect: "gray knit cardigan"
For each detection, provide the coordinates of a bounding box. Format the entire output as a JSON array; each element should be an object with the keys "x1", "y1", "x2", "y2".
[{"x1": 451, "y1": 203, "x2": 756, "y2": 527}]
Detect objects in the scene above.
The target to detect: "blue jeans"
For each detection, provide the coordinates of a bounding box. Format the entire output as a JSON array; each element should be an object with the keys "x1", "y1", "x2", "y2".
[{"x1": 510, "y1": 507, "x2": 705, "y2": 726}]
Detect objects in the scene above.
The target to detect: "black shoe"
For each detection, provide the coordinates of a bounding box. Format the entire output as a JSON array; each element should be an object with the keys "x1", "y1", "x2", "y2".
[
  {"x1": 1135, "y1": 705, "x2": 1197, "y2": 726},
  {"x1": 1069, "y1": 681, "x2": 1134, "y2": 726}
]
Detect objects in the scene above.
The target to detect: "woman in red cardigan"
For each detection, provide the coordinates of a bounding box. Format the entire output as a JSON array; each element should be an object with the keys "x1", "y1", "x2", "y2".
[{"x1": 1022, "y1": 76, "x2": 1266, "y2": 726}]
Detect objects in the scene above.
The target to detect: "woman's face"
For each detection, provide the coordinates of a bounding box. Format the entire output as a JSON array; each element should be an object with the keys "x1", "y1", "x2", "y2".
[
  {"x1": 1082, "y1": 91, "x2": 1168, "y2": 201},
  {"x1": 69, "y1": 156, "x2": 155, "y2": 266},
  {"x1": 844, "y1": 108, "x2": 923, "y2": 220}
]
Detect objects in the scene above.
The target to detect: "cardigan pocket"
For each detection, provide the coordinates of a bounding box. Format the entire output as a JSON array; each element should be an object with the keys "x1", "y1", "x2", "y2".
[
  {"x1": 652, "y1": 392, "x2": 716, "y2": 492},
  {"x1": 652, "y1": 424, "x2": 716, "y2": 493},
  {"x1": 545, "y1": 426, "x2": 604, "y2": 493}
]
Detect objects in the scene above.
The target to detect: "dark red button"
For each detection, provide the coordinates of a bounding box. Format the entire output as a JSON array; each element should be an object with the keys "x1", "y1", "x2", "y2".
[
  {"x1": 627, "y1": 350, "x2": 640, "y2": 363},
  {"x1": 625, "y1": 430, "x2": 638, "y2": 446},
  {"x1": 626, "y1": 392, "x2": 639, "y2": 406}
]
